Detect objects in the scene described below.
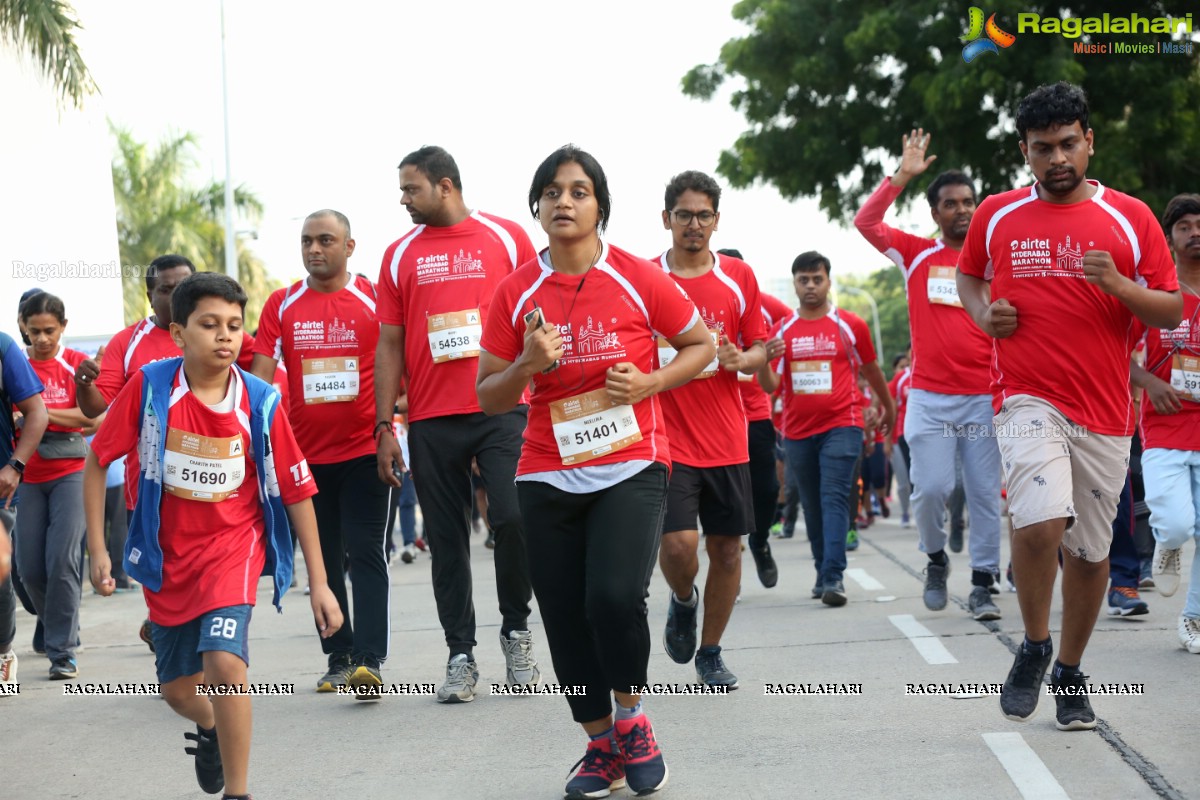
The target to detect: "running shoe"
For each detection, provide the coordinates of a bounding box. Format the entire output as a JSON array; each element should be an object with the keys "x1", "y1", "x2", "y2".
[
  {"x1": 695, "y1": 645, "x2": 739, "y2": 689},
  {"x1": 969, "y1": 586, "x2": 1001, "y2": 621},
  {"x1": 1000, "y1": 642, "x2": 1052, "y2": 722},
  {"x1": 1106, "y1": 586, "x2": 1149, "y2": 617},
  {"x1": 821, "y1": 580, "x2": 847, "y2": 607},
  {"x1": 768, "y1": 521, "x2": 783, "y2": 538},
  {"x1": 565, "y1": 730, "x2": 625, "y2": 799},
  {"x1": 1005, "y1": 562, "x2": 1016, "y2": 593},
  {"x1": 614, "y1": 714, "x2": 668, "y2": 796},
  {"x1": 183, "y1": 724, "x2": 224, "y2": 794},
  {"x1": 48, "y1": 657, "x2": 77, "y2": 680},
  {"x1": 437, "y1": 653, "x2": 479, "y2": 703},
  {"x1": 1178, "y1": 615, "x2": 1200, "y2": 654},
  {"x1": 316, "y1": 653, "x2": 354, "y2": 693},
  {"x1": 139, "y1": 618, "x2": 155, "y2": 654},
  {"x1": 1051, "y1": 669, "x2": 1096, "y2": 731},
  {"x1": 923, "y1": 561, "x2": 950, "y2": 611},
  {"x1": 500, "y1": 630, "x2": 541, "y2": 688},
  {"x1": 663, "y1": 588, "x2": 698, "y2": 664},
  {"x1": 415, "y1": 537, "x2": 428, "y2": 552},
  {"x1": 401, "y1": 544, "x2": 417, "y2": 564},
  {"x1": 0, "y1": 649, "x2": 17, "y2": 688},
  {"x1": 349, "y1": 656, "x2": 384, "y2": 701},
  {"x1": 1153, "y1": 544, "x2": 1182, "y2": 597},
  {"x1": 901, "y1": 512, "x2": 911, "y2": 528},
  {"x1": 749, "y1": 542, "x2": 778, "y2": 588},
  {"x1": 846, "y1": 529, "x2": 859, "y2": 551}
]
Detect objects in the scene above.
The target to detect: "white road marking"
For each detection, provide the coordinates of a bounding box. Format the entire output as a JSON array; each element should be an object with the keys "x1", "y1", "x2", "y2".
[
  {"x1": 846, "y1": 568, "x2": 884, "y2": 591},
  {"x1": 888, "y1": 614, "x2": 958, "y2": 664},
  {"x1": 982, "y1": 732, "x2": 1071, "y2": 800}
]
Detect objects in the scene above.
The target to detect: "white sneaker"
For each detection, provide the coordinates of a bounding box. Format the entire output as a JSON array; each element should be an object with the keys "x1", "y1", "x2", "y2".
[
  {"x1": 1179, "y1": 616, "x2": 1200, "y2": 654},
  {"x1": 500, "y1": 630, "x2": 541, "y2": 688},
  {"x1": 1153, "y1": 544, "x2": 1182, "y2": 597},
  {"x1": 437, "y1": 654, "x2": 479, "y2": 703},
  {"x1": 0, "y1": 649, "x2": 16, "y2": 690},
  {"x1": 401, "y1": 544, "x2": 417, "y2": 564}
]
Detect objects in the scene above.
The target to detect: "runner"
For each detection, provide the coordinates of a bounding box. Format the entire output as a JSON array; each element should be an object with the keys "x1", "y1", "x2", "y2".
[
  {"x1": 957, "y1": 82, "x2": 1181, "y2": 729},
  {"x1": 85, "y1": 272, "x2": 340, "y2": 800},
  {"x1": 374, "y1": 145, "x2": 541, "y2": 702},
  {"x1": 854, "y1": 128, "x2": 1003, "y2": 621},
  {"x1": 652, "y1": 172, "x2": 767, "y2": 688},
  {"x1": 477, "y1": 144, "x2": 712, "y2": 799},
  {"x1": 14, "y1": 292, "x2": 91, "y2": 679},
  {"x1": 251, "y1": 209, "x2": 391, "y2": 697},
  {"x1": 758, "y1": 252, "x2": 895, "y2": 605},
  {"x1": 888, "y1": 351, "x2": 913, "y2": 527},
  {"x1": 1133, "y1": 193, "x2": 1200, "y2": 653}
]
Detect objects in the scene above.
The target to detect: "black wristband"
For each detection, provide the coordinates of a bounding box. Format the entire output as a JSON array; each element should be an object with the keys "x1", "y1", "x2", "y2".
[{"x1": 373, "y1": 420, "x2": 394, "y2": 441}]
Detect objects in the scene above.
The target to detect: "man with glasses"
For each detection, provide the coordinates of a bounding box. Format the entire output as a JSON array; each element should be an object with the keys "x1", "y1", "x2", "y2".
[
  {"x1": 652, "y1": 171, "x2": 767, "y2": 688},
  {"x1": 375, "y1": 146, "x2": 541, "y2": 703}
]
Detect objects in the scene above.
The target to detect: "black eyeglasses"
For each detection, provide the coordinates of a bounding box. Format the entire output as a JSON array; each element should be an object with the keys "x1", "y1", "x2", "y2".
[{"x1": 671, "y1": 210, "x2": 717, "y2": 228}]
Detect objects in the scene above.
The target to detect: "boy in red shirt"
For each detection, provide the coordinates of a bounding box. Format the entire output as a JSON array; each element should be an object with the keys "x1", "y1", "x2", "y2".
[{"x1": 84, "y1": 273, "x2": 342, "y2": 800}]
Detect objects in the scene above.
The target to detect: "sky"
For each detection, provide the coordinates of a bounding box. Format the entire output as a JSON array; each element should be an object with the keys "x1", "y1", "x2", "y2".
[{"x1": 65, "y1": 0, "x2": 931, "y2": 301}]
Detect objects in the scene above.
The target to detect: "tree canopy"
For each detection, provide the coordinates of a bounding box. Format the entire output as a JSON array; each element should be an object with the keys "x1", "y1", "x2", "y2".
[
  {"x1": 0, "y1": 0, "x2": 96, "y2": 108},
  {"x1": 683, "y1": 0, "x2": 1200, "y2": 223}
]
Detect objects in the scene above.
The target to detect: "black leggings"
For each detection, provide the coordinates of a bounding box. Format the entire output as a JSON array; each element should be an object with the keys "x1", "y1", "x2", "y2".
[
  {"x1": 747, "y1": 419, "x2": 779, "y2": 549},
  {"x1": 517, "y1": 464, "x2": 668, "y2": 723}
]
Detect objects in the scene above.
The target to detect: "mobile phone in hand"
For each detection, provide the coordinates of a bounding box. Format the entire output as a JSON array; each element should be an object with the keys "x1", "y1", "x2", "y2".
[{"x1": 523, "y1": 307, "x2": 560, "y2": 373}]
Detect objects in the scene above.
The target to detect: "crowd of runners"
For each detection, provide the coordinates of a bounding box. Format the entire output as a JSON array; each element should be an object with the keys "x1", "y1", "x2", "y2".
[{"x1": 0, "y1": 80, "x2": 1197, "y2": 800}]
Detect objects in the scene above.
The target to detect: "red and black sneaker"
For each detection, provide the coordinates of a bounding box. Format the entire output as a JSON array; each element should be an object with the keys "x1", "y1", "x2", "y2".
[
  {"x1": 615, "y1": 714, "x2": 668, "y2": 796},
  {"x1": 564, "y1": 730, "x2": 625, "y2": 799}
]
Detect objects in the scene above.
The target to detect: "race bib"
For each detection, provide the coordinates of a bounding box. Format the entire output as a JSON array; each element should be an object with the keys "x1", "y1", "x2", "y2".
[
  {"x1": 927, "y1": 266, "x2": 963, "y2": 308},
  {"x1": 301, "y1": 356, "x2": 359, "y2": 404},
  {"x1": 791, "y1": 360, "x2": 833, "y2": 395},
  {"x1": 657, "y1": 328, "x2": 720, "y2": 379},
  {"x1": 1170, "y1": 353, "x2": 1200, "y2": 402},
  {"x1": 549, "y1": 388, "x2": 643, "y2": 466},
  {"x1": 427, "y1": 308, "x2": 482, "y2": 363},
  {"x1": 163, "y1": 429, "x2": 245, "y2": 502}
]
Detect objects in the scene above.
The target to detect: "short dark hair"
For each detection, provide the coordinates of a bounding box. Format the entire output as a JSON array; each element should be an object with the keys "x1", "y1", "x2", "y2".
[
  {"x1": 19, "y1": 291, "x2": 66, "y2": 325},
  {"x1": 171, "y1": 272, "x2": 247, "y2": 327},
  {"x1": 1016, "y1": 81, "x2": 1090, "y2": 142},
  {"x1": 791, "y1": 251, "x2": 831, "y2": 276},
  {"x1": 891, "y1": 353, "x2": 907, "y2": 370},
  {"x1": 528, "y1": 145, "x2": 613, "y2": 234},
  {"x1": 398, "y1": 145, "x2": 462, "y2": 191},
  {"x1": 146, "y1": 254, "x2": 197, "y2": 292},
  {"x1": 664, "y1": 170, "x2": 721, "y2": 213},
  {"x1": 306, "y1": 209, "x2": 351, "y2": 238},
  {"x1": 1162, "y1": 193, "x2": 1200, "y2": 236},
  {"x1": 716, "y1": 248, "x2": 743, "y2": 259},
  {"x1": 926, "y1": 171, "x2": 976, "y2": 208}
]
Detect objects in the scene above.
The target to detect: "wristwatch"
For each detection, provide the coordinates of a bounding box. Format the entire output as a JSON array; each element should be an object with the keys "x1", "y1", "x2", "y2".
[{"x1": 6, "y1": 457, "x2": 25, "y2": 476}]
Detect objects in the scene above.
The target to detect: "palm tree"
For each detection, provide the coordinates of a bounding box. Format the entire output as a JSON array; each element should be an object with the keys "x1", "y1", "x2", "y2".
[
  {"x1": 111, "y1": 125, "x2": 280, "y2": 330},
  {"x1": 0, "y1": 0, "x2": 97, "y2": 108}
]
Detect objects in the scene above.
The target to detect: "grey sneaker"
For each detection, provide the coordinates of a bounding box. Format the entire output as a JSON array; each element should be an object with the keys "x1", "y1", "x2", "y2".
[
  {"x1": 695, "y1": 646, "x2": 739, "y2": 689},
  {"x1": 811, "y1": 581, "x2": 823, "y2": 599},
  {"x1": 1000, "y1": 643, "x2": 1052, "y2": 722},
  {"x1": 969, "y1": 586, "x2": 1001, "y2": 621},
  {"x1": 1153, "y1": 544, "x2": 1182, "y2": 597},
  {"x1": 821, "y1": 580, "x2": 847, "y2": 607},
  {"x1": 923, "y1": 561, "x2": 950, "y2": 611},
  {"x1": 663, "y1": 588, "x2": 698, "y2": 664},
  {"x1": 500, "y1": 630, "x2": 541, "y2": 688},
  {"x1": 437, "y1": 654, "x2": 479, "y2": 703},
  {"x1": 1051, "y1": 670, "x2": 1097, "y2": 731}
]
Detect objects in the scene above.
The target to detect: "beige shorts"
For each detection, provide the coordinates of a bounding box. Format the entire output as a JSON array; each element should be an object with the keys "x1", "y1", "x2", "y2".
[{"x1": 994, "y1": 394, "x2": 1131, "y2": 562}]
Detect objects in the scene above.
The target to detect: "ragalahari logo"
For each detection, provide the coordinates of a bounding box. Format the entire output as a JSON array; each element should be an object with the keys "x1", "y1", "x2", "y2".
[{"x1": 961, "y1": 7, "x2": 1016, "y2": 62}]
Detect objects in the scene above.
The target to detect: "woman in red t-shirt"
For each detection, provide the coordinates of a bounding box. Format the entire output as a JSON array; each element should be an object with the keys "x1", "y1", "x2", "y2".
[
  {"x1": 477, "y1": 145, "x2": 713, "y2": 799},
  {"x1": 14, "y1": 292, "x2": 94, "y2": 679}
]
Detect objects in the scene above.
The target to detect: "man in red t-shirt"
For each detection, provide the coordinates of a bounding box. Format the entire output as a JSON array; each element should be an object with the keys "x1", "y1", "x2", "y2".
[
  {"x1": 251, "y1": 209, "x2": 391, "y2": 697},
  {"x1": 374, "y1": 146, "x2": 540, "y2": 703},
  {"x1": 957, "y1": 82, "x2": 1182, "y2": 731},
  {"x1": 1131, "y1": 193, "x2": 1200, "y2": 654},
  {"x1": 854, "y1": 130, "x2": 1003, "y2": 621},
  {"x1": 758, "y1": 252, "x2": 895, "y2": 606},
  {"x1": 652, "y1": 173, "x2": 767, "y2": 689}
]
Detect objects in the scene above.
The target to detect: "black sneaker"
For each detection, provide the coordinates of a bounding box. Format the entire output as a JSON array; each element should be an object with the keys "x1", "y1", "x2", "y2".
[
  {"x1": 695, "y1": 646, "x2": 739, "y2": 689},
  {"x1": 1000, "y1": 643, "x2": 1053, "y2": 722},
  {"x1": 821, "y1": 580, "x2": 847, "y2": 607},
  {"x1": 139, "y1": 618, "x2": 156, "y2": 654},
  {"x1": 48, "y1": 657, "x2": 78, "y2": 680},
  {"x1": 749, "y1": 543, "x2": 778, "y2": 588},
  {"x1": 349, "y1": 656, "x2": 384, "y2": 702},
  {"x1": 183, "y1": 724, "x2": 224, "y2": 794},
  {"x1": 663, "y1": 589, "x2": 698, "y2": 664},
  {"x1": 923, "y1": 561, "x2": 950, "y2": 611},
  {"x1": 1051, "y1": 670, "x2": 1097, "y2": 731},
  {"x1": 316, "y1": 653, "x2": 354, "y2": 693},
  {"x1": 484, "y1": 530, "x2": 496, "y2": 549}
]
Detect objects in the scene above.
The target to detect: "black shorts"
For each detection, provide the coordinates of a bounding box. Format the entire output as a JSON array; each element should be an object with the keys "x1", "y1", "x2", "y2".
[{"x1": 663, "y1": 463, "x2": 753, "y2": 536}]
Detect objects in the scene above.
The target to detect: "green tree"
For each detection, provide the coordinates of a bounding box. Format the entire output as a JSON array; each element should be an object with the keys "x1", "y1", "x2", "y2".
[
  {"x1": 835, "y1": 267, "x2": 912, "y2": 378},
  {"x1": 111, "y1": 125, "x2": 280, "y2": 330},
  {"x1": 0, "y1": 0, "x2": 97, "y2": 108},
  {"x1": 684, "y1": 0, "x2": 1200, "y2": 222}
]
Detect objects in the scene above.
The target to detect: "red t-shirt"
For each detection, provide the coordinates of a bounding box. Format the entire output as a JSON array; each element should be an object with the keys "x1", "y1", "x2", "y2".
[
  {"x1": 958, "y1": 181, "x2": 1179, "y2": 435},
  {"x1": 97, "y1": 318, "x2": 257, "y2": 508},
  {"x1": 23, "y1": 347, "x2": 88, "y2": 483},
  {"x1": 90, "y1": 366, "x2": 316, "y2": 625},
  {"x1": 855, "y1": 178, "x2": 992, "y2": 395},
  {"x1": 742, "y1": 292, "x2": 794, "y2": 422},
  {"x1": 771, "y1": 307, "x2": 876, "y2": 440},
  {"x1": 889, "y1": 367, "x2": 913, "y2": 441},
  {"x1": 480, "y1": 243, "x2": 700, "y2": 475},
  {"x1": 377, "y1": 211, "x2": 537, "y2": 423},
  {"x1": 254, "y1": 275, "x2": 379, "y2": 465},
  {"x1": 651, "y1": 252, "x2": 768, "y2": 467},
  {"x1": 1139, "y1": 291, "x2": 1200, "y2": 451}
]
